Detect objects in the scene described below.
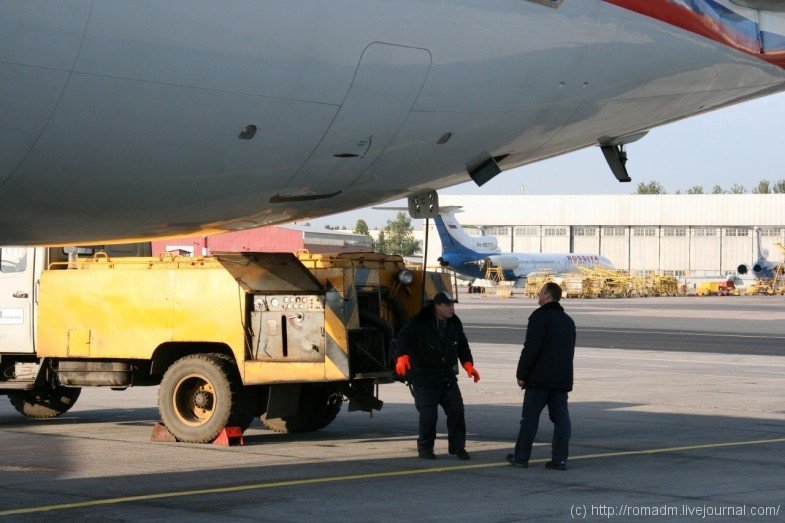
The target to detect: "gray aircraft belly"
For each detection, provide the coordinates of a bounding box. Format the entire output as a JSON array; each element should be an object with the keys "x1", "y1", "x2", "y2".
[
  {"x1": 274, "y1": 43, "x2": 431, "y2": 202},
  {"x1": 2, "y1": 1, "x2": 785, "y2": 243}
]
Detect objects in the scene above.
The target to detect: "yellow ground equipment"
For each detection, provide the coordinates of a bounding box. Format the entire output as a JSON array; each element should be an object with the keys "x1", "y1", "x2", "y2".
[
  {"x1": 774, "y1": 265, "x2": 785, "y2": 295},
  {"x1": 523, "y1": 271, "x2": 555, "y2": 298},
  {"x1": 575, "y1": 267, "x2": 635, "y2": 298},
  {"x1": 646, "y1": 275, "x2": 680, "y2": 297},
  {"x1": 32, "y1": 251, "x2": 454, "y2": 442},
  {"x1": 744, "y1": 280, "x2": 776, "y2": 295},
  {"x1": 522, "y1": 266, "x2": 682, "y2": 299},
  {"x1": 560, "y1": 275, "x2": 592, "y2": 298},
  {"x1": 774, "y1": 243, "x2": 785, "y2": 295},
  {"x1": 696, "y1": 280, "x2": 736, "y2": 296},
  {"x1": 481, "y1": 266, "x2": 513, "y2": 298}
]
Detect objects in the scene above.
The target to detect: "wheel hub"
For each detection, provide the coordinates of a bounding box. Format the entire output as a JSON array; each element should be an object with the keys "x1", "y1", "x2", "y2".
[
  {"x1": 193, "y1": 390, "x2": 212, "y2": 409},
  {"x1": 172, "y1": 373, "x2": 216, "y2": 427}
]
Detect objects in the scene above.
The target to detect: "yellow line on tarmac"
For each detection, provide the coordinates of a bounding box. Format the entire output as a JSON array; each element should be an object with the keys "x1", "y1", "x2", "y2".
[{"x1": 2, "y1": 437, "x2": 784, "y2": 517}]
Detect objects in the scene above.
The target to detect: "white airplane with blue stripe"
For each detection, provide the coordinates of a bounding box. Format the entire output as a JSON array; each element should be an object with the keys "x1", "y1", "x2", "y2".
[
  {"x1": 3, "y1": 1, "x2": 785, "y2": 244},
  {"x1": 435, "y1": 208, "x2": 614, "y2": 281}
]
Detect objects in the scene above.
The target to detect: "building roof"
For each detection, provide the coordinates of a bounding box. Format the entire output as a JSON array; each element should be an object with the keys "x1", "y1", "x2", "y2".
[{"x1": 440, "y1": 194, "x2": 785, "y2": 226}]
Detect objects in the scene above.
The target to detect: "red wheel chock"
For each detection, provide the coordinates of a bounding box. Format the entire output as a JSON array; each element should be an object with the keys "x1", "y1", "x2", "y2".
[
  {"x1": 150, "y1": 422, "x2": 177, "y2": 442},
  {"x1": 213, "y1": 426, "x2": 245, "y2": 446}
]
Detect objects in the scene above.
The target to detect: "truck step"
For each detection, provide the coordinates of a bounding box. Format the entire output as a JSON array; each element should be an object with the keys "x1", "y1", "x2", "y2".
[{"x1": 0, "y1": 380, "x2": 36, "y2": 391}]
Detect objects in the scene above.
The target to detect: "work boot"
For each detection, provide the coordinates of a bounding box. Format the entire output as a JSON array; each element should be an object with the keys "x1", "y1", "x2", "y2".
[
  {"x1": 506, "y1": 453, "x2": 528, "y2": 468},
  {"x1": 450, "y1": 449, "x2": 470, "y2": 460},
  {"x1": 544, "y1": 460, "x2": 567, "y2": 470}
]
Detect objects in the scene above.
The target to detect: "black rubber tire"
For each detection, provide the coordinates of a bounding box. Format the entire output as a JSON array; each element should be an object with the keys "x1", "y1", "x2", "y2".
[
  {"x1": 210, "y1": 353, "x2": 260, "y2": 431},
  {"x1": 158, "y1": 353, "x2": 242, "y2": 443},
  {"x1": 8, "y1": 386, "x2": 81, "y2": 419},
  {"x1": 261, "y1": 384, "x2": 343, "y2": 434},
  {"x1": 237, "y1": 385, "x2": 269, "y2": 431}
]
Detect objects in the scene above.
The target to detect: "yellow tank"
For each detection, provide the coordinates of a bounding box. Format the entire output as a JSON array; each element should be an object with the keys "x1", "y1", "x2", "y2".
[{"x1": 34, "y1": 250, "x2": 455, "y2": 443}]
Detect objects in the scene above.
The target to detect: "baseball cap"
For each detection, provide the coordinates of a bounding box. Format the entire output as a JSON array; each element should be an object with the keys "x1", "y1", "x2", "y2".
[{"x1": 433, "y1": 291, "x2": 458, "y2": 304}]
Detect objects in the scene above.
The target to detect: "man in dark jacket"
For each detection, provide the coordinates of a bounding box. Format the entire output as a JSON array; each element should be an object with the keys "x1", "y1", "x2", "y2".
[
  {"x1": 507, "y1": 282, "x2": 575, "y2": 470},
  {"x1": 395, "y1": 291, "x2": 480, "y2": 460}
]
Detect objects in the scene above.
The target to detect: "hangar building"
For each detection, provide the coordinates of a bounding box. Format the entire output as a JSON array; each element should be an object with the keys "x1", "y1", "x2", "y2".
[
  {"x1": 423, "y1": 194, "x2": 785, "y2": 278},
  {"x1": 152, "y1": 224, "x2": 372, "y2": 257}
]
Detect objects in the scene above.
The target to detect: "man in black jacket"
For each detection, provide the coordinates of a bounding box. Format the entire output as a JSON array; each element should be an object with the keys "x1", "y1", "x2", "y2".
[
  {"x1": 395, "y1": 291, "x2": 480, "y2": 460},
  {"x1": 507, "y1": 282, "x2": 575, "y2": 470}
]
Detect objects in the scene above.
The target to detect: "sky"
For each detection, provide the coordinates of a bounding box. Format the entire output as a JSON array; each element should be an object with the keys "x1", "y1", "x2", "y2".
[{"x1": 308, "y1": 92, "x2": 785, "y2": 229}]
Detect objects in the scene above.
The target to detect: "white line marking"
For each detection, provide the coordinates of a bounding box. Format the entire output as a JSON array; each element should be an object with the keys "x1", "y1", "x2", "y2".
[
  {"x1": 577, "y1": 351, "x2": 785, "y2": 368},
  {"x1": 466, "y1": 324, "x2": 785, "y2": 340}
]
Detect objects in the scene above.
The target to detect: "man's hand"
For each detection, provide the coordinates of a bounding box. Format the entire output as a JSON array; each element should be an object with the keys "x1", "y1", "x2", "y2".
[
  {"x1": 517, "y1": 379, "x2": 524, "y2": 389},
  {"x1": 462, "y1": 362, "x2": 480, "y2": 383},
  {"x1": 395, "y1": 355, "x2": 411, "y2": 377}
]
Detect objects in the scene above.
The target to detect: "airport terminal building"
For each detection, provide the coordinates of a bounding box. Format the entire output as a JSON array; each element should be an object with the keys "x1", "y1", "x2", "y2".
[{"x1": 424, "y1": 194, "x2": 785, "y2": 278}]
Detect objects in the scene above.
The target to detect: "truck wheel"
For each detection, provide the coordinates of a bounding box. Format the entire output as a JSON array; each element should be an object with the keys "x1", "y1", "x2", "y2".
[
  {"x1": 158, "y1": 353, "x2": 242, "y2": 443},
  {"x1": 8, "y1": 385, "x2": 81, "y2": 418},
  {"x1": 237, "y1": 385, "x2": 268, "y2": 431},
  {"x1": 211, "y1": 354, "x2": 261, "y2": 432},
  {"x1": 261, "y1": 385, "x2": 343, "y2": 433}
]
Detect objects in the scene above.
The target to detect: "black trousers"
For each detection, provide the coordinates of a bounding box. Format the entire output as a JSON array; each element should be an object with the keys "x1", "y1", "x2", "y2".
[
  {"x1": 412, "y1": 383, "x2": 466, "y2": 454},
  {"x1": 514, "y1": 387, "x2": 571, "y2": 463}
]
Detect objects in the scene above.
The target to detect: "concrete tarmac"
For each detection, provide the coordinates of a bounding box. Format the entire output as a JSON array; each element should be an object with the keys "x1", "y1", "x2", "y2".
[{"x1": 0, "y1": 296, "x2": 783, "y2": 521}]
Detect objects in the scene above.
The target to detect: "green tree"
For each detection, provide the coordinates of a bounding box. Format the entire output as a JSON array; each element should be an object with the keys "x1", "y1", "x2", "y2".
[
  {"x1": 729, "y1": 183, "x2": 746, "y2": 194},
  {"x1": 711, "y1": 185, "x2": 724, "y2": 194},
  {"x1": 635, "y1": 180, "x2": 666, "y2": 194},
  {"x1": 773, "y1": 179, "x2": 785, "y2": 194},
  {"x1": 374, "y1": 230, "x2": 388, "y2": 254},
  {"x1": 354, "y1": 219, "x2": 370, "y2": 236},
  {"x1": 686, "y1": 185, "x2": 704, "y2": 194},
  {"x1": 383, "y1": 212, "x2": 419, "y2": 256},
  {"x1": 752, "y1": 179, "x2": 771, "y2": 194}
]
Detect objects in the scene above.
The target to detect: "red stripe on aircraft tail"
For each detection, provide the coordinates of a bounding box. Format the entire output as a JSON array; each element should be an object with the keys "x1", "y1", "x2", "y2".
[{"x1": 604, "y1": 0, "x2": 785, "y2": 69}]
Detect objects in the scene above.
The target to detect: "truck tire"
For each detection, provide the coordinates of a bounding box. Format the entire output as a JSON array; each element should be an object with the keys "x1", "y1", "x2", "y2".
[
  {"x1": 237, "y1": 385, "x2": 268, "y2": 431},
  {"x1": 158, "y1": 353, "x2": 242, "y2": 443},
  {"x1": 261, "y1": 384, "x2": 343, "y2": 433},
  {"x1": 210, "y1": 353, "x2": 260, "y2": 432},
  {"x1": 8, "y1": 385, "x2": 81, "y2": 419}
]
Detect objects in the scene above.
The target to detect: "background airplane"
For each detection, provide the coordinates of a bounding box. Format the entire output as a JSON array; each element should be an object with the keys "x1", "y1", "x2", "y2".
[
  {"x1": 737, "y1": 227, "x2": 785, "y2": 280},
  {"x1": 434, "y1": 207, "x2": 614, "y2": 281},
  {"x1": 3, "y1": 1, "x2": 785, "y2": 244}
]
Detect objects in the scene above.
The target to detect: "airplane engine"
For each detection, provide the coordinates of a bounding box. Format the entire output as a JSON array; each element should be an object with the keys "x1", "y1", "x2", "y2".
[
  {"x1": 737, "y1": 264, "x2": 749, "y2": 274},
  {"x1": 483, "y1": 255, "x2": 520, "y2": 270},
  {"x1": 752, "y1": 264, "x2": 764, "y2": 274}
]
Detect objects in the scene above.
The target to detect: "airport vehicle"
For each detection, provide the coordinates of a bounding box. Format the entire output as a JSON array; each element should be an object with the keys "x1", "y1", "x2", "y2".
[
  {"x1": 434, "y1": 207, "x2": 614, "y2": 281},
  {"x1": 737, "y1": 227, "x2": 785, "y2": 281},
  {"x1": 3, "y1": 2, "x2": 785, "y2": 245},
  {"x1": 744, "y1": 281, "x2": 775, "y2": 295},
  {"x1": 696, "y1": 280, "x2": 736, "y2": 297},
  {"x1": 0, "y1": 246, "x2": 453, "y2": 442}
]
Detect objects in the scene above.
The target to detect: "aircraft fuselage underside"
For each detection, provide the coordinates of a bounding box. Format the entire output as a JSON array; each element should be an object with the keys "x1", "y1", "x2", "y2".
[{"x1": 2, "y1": 1, "x2": 785, "y2": 244}]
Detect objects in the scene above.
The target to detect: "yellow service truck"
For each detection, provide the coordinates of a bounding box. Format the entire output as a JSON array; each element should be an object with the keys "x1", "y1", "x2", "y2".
[{"x1": 0, "y1": 246, "x2": 455, "y2": 442}]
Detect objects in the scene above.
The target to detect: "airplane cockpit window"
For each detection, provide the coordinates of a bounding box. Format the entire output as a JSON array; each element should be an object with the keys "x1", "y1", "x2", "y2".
[{"x1": 0, "y1": 247, "x2": 28, "y2": 274}]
